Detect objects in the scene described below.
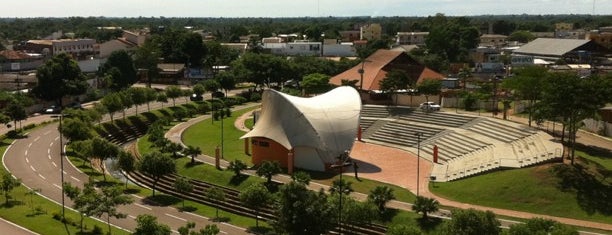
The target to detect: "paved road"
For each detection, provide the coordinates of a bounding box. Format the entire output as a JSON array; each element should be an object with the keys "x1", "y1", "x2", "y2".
[
  {"x1": 3, "y1": 94, "x2": 250, "y2": 234},
  {"x1": 0, "y1": 217, "x2": 38, "y2": 235}
]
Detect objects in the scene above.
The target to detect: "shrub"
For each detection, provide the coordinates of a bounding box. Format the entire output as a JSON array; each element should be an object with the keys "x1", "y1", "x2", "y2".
[
  {"x1": 250, "y1": 92, "x2": 262, "y2": 102},
  {"x1": 91, "y1": 225, "x2": 103, "y2": 235}
]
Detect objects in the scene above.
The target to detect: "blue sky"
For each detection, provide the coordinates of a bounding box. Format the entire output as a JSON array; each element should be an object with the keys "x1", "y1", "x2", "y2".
[{"x1": 3, "y1": 0, "x2": 610, "y2": 17}]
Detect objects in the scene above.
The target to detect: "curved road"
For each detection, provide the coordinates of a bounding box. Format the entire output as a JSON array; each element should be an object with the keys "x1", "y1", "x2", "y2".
[{"x1": 3, "y1": 93, "x2": 250, "y2": 234}]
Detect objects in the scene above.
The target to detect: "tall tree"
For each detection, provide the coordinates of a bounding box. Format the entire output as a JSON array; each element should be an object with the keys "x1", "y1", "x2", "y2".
[
  {"x1": 227, "y1": 159, "x2": 247, "y2": 177},
  {"x1": 133, "y1": 214, "x2": 172, "y2": 235},
  {"x1": 4, "y1": 99, "x2": 27, "y2": 132},
  {"x1": 535, "y1": 72, "x2": 612, "y2": 164},
  {"x1": 255, "y1": 160, "x2": 282, "y2": 185},
  {"x1": 144, "y1": 88, "x2": 158, "y2": 112},
  {"x1": 174, "y1": 177, "x2": 194, "y2": 208},
  {"x1": 425, "y1": 14, "x2": 479, "y2": 62},
  {"x1": 63, "y1": 181, "x2": 98, "y2": 232},
  {"x1": 128, "y1": 87, "x2": 147, "y2": 115},
  {"x1": 183, "y1": 145, "x2": 201, "y2": 165},
  {"x1": 60, "y1": 117, "x2": 93, "y2": 141},
  {"x1": 367, "y1": 185, "x2": 395, "y2": 214},
  {"x1": 301, "y1": 73, "x2": 331, "y2": 95},
  {"x1": 100, "y1": 92, "x2": 123, "y2": 121},
  {"x1": 118, "y1": 90, "x2": 133, "y2": 120},
  {"x1": 275, "y1": 182, "x2": 334, "y2": 235},
  {"x1": 133, "y1": 41, "x2": 160, "y2": 83},
  {"x1": 165, "y1": 85, "x2": 182, "y2": 106},
  {"x1": 239, "y1": 183, "x2": 272, "y2": 228},
  {"x1": 90, "y1": 137, "x2": 119, "y2": 182},
  {"x1": 502, "y1": 66, "x2": 548, "y2": 126},
  {"x1": 33, "y1": 53, "x2": 88, "y2": 107},
  {"x1": 98, "y1": 50, "x2": 137, "y2": 91},
  {"x1": 117, "y1": 150, "x2": 135, "y2": 189},
  {"x1": 441, "y1": 208, "x2": 500, "y2": 235},
  {"x1": 216, "y1": 72, "x2": 236, "y2": 96},
  {"x1": 379, "y1": 69, "x2": 413, "y2": 104},
  {"x1": 411, "y1": 196, "x2": 440, "y2": 220},
  {"x1": 207, "y1": 186, "x2": 226, "y2": 220},
  {"x1": 417, "y1": 78, "x2": 442, "y2": 102},
  {"x1": 1, "y1": 173, "x2": 21, "y2": 204},
  {"x1": 137, "y1": 152, "x2": 176, "y2": 196},
  {"x1": 94, "y1": 185, "x2": 133, "y2": 235}
]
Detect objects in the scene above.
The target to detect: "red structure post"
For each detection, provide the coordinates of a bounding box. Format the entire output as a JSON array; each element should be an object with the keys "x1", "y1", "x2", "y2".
[
  {"x1": 287, "y1": 150, "x2": 294, "y2": 175},
  {"x1": 357, "y1": 125, "x2": 362, "y2": 141},
  {"x1": 433, "y1": 145, "x2": 439, "y2": 163}
]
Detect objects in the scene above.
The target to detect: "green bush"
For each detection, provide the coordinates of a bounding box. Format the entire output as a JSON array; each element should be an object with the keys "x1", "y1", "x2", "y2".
[
  {"x1": 92, "y1": 225, "x2": 103, "y2": 235},
  {"x1": 197, "y1": 102, "x2": 211, "y2": 114},
  {"x1": 250, "y1": 92, "x2": 261, "y2": 102}
]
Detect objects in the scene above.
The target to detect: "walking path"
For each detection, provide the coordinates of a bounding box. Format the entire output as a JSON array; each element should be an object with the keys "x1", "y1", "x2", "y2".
[{"x1": 165, "y1": 105, "x2": 612, "y2": 233}]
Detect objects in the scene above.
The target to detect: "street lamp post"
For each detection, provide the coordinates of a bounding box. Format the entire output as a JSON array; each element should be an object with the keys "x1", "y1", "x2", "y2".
[
  {"x1": 358, "y1": 59, "x2": 370, "y2": 91},
  {"x1": 330, "y1": 150, "x2": 351, "y2": 235},
  {"x1": 52, "y1": 112, "x2": 66, "y2": 219},
  {"x1": 414, "y1": 132, "x2": 422, "y2": 196},
  {"x1": 221, "y1": 104, "x2": 224, "y2": 159}
]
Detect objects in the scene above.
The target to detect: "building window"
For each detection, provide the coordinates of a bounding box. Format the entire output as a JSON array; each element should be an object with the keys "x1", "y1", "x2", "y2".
[
  {"x1": 259, "y1": 141, "x2": 270, "y2": 147},
  {"x1": 251, "y1": 140, "x2": 258, "y2": 145}
]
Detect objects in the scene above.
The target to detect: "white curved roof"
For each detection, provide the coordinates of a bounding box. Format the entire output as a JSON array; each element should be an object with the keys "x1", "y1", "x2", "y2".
[{"x1": 241, "y1": 86, "x2": 361, "y2": 163}]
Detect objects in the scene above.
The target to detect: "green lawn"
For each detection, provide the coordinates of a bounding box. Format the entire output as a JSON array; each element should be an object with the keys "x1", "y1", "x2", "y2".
[
  {"x1": 430, "y1": 163, "x2": 612, "y2": 224},
  {"x1": 182, "y1": 107, "x2": 259, "y2": 164}
]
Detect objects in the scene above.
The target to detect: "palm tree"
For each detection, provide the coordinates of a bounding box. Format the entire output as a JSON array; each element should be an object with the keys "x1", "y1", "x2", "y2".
[
  {"x1": 184, "y1": 145, "x2": 201, "y2": 165},
  {"x1": 367, "y1": 185, "x2": 395, "y2": 213},
  {"x1": 411, "y1": 196, "x2": 439, "y2": 220}
]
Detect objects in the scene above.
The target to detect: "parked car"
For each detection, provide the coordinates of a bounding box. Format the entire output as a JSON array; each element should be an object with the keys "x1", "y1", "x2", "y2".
[
  {"x1": 190, "y1": 94, "x2": 203, "y2": 101},
  {"x1": 419, "y1": 102, "x2": 441, "y2": 111},
  {"x1": 43, "y1": 105, "x2": 60, "y2": 114}
]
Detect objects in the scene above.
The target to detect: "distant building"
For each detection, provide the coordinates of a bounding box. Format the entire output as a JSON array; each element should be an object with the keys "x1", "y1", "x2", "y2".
[
  {"x1": 15, "y1": 39, "x2": 96, "y2": 60},
  {"x1": 122, "y1": 30, "x2": 148, "y2": 46},
  {"x1": 479, "y1": 34, "x2": 508, "y2": 48},
  {"x1": 322, "y1": 42, "x2": 357, "y2": 57},
  {"x1": 0, "y1": 50, "x2": 44, "y2": 71},
  {"x1": 262, "y1": 37, "x2": 283, "y2": 43},
  {"x1": 586, "y1": 26, "x2": 612, "y2": 49},
  {"x1": 395, "y1": 32, "x2": 428, "y2": 46},
  {"x1": 156, "y1": 63, "x2": 185, "y2": 84},
  {"x1": 339, "y1": 30, "x2": 360, "y2": 42},
  {"x1": 263, "y1": 41, "x2": 322, "y2": 56},
  {"x1": 329, "y1": 49, "x2": 444, "y2": 92},
  {"x1": 360, "y1": 24, "x2": 382, "y2": 41},
  {"x1": 512, "y1": 38, "x2": 611, "y2": 65}
]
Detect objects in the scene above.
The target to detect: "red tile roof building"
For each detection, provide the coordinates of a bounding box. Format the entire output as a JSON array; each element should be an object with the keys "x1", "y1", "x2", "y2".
[{"x1": 329, "y1": 49, "x2": 445, "y2": 91}]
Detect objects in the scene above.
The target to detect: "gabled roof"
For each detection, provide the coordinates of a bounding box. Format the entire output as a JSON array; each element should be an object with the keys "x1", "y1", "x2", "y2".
[
  {"x1": 513, "y1": 38, "x2": 590, "y2": 57},
  {"x1": 329, "y1": 49, "x2": 444, "y2": 91}
]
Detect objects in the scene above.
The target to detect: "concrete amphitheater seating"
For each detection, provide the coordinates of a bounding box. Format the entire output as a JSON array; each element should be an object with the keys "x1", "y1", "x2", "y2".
[{"x1": 359, "y1": 105, "x2": 563, "y2": 182}]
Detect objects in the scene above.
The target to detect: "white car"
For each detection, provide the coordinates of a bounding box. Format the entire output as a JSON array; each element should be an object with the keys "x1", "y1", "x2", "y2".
[{"x1": 419, "y1": 102, "x2": 441, "y2": 111}]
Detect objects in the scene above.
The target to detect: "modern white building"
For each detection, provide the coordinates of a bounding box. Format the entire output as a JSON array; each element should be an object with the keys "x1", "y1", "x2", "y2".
[{"x1": 241, "y1": 87, "x2": 361, "y2": 171}]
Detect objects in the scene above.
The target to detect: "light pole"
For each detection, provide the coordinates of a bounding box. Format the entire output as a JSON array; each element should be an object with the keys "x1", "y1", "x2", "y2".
[
  {"x1": 330, "y1": 150, "x2": 351, "y2": 234},
  {"x1": 414, "y1": 132, "x2": 422, "y2": 196},
  {"x1": 221, "y1": 103, "x2": 224, "y2": 159},
  {"x1": 52, "y1": 112, "x2": 66, "y2": 219},
  {"x1": 358, "y1": 59, "x2": 370, "y2": 90}
]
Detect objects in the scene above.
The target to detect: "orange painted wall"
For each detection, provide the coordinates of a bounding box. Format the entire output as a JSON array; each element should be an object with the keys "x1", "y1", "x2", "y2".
[{"x1": 250, "y1": 137, "x2": 290, "y2": 167}]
